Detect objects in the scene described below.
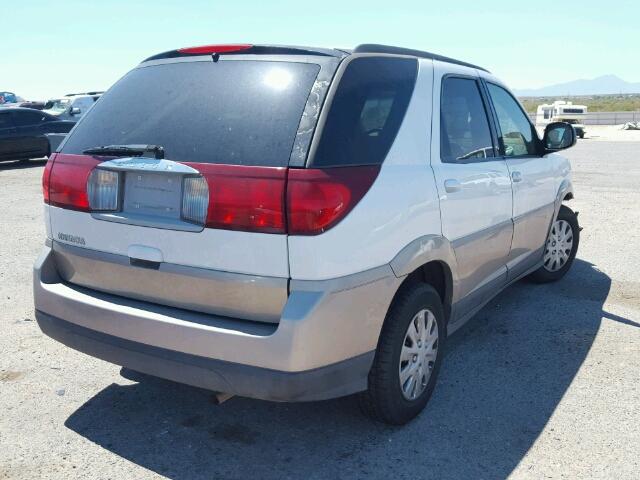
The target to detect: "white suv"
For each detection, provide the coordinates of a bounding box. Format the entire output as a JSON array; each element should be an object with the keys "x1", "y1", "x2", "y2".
[{"x1": 34, "y1": 44, "x2": 579, "y2": 424}]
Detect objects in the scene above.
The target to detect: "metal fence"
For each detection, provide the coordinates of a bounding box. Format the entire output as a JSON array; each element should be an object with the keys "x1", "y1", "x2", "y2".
[{"x1": 528, "y1": 111, "x2": 640, "y2": 125}]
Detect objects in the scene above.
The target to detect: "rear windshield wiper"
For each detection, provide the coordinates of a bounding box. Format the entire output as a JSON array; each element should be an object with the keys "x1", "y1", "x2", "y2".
[{"x1": 83, "y1": 144, "x2": 165, "y2": 159}]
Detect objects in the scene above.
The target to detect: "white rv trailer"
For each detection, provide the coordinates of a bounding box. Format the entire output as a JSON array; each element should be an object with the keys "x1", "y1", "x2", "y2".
[{"x1": 536, "y1": 100, "x2": 587, "y2": 138}]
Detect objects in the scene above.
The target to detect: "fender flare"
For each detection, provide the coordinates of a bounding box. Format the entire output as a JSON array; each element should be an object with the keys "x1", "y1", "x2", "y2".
[
  {"x1": 554, "y1": 179, "x2": 574, "y2": 221},
  {"x1": 389, "y1": 234, "x2": 461, "y2": 312}
]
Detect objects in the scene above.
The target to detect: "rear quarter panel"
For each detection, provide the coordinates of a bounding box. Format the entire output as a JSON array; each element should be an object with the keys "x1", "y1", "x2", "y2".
[{"x1": 288, "y1": 59, "x2": 441, "y2": 280}]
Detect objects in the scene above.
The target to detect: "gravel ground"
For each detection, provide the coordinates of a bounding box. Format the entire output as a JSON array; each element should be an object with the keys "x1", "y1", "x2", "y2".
[{"x1": 1, "y1": 141, "x2": 639, "y2": 480}]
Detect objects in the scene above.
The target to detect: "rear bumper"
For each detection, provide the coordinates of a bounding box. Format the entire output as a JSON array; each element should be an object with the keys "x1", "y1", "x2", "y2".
[
  {"x1": 36, "y1": 310, "x2": 374, "y2": 402},
  {"x1": 34, "y1": 244, "x2": 401, "y2": 401}
]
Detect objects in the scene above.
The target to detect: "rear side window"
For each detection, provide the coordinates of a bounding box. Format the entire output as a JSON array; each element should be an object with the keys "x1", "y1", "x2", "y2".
[
  {"x1": 311, "y1": 57, "x2": 417, "y2": 167},
  {"x1": 62, "y1": 60, "x2": 320, "y2": 166},
  {"x1": 486, "y1": 83, "x2": 539, "y2": 156},
  {"x1": 440, "y1": 77, "x2": 495, "y2": 162}
]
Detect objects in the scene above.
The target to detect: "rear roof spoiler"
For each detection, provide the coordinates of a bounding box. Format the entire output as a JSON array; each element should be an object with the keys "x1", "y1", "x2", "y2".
[{"x1": 142, "y1": 44, "x2": 346, "y2": 62}]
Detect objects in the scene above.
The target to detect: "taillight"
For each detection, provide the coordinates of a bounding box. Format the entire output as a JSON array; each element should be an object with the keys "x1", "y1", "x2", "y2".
[
  {"x1": 286, "y1": 166, "x2": 380, "y2": 235},
  {"x1": 42, "y1": 154, "x2": 55, "y2": 204},
  {"x1": 46, "y1": 155, "x2": 379, "y2": 236},
  {"x1": 48, "y1": 154, "x2": 100, "y2": 211},
  {"x1": 190, "y1": 164, "x2": 286, "y2": 234},
  {"x1": 87, "y1": 169, "x2": 120, "y2": 211},
  {"x1": 181, "y1": 176, "x2": 209, "y2": 225}
]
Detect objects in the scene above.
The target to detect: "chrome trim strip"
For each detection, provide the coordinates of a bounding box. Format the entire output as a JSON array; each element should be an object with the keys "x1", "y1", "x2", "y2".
[
  {"x1": 450, "y1": 218, "x2": 513, "y2": 249},
  {"x1": 513, "y1": 201, "x2": 555, "y2": 224},
  {"x1": 97, "y1": 157, "x2": 200, "y2": 174}
]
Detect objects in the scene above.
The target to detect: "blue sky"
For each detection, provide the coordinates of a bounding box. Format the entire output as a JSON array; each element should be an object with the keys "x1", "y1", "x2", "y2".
[{"x1": 4, "y1": 0, "x2": 639, "y2": 100}]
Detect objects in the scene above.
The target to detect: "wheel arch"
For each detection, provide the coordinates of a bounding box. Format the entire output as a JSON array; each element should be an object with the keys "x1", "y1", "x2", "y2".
[
  {"x1": 554, "y1": 178, "x2": 574, "y2": 221},
  {"x1": 389, "y1": 235, "x2": 459, "y2": 325}
]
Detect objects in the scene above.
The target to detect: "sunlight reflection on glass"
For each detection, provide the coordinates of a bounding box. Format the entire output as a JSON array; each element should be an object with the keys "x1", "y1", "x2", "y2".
[{"x1": 263, "y1": 68, "x2": 293, "y2": 90}]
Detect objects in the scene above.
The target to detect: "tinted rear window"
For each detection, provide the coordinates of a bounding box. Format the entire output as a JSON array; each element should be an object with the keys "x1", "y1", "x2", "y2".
[
  {"x1": 311, "y1": 57, "x2": 417, "y2": 167},
  {"x1": 62, "y1": 60, "x2": 320, "y2": 166}
]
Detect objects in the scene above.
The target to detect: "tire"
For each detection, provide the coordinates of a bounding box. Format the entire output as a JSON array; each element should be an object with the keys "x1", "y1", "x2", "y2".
[
  {"x1": 358, "y1": 283, "x2": 445, "y2": 425},
  {"x1": 529, "y1": 205, "x2": 579, "y2": 283}
]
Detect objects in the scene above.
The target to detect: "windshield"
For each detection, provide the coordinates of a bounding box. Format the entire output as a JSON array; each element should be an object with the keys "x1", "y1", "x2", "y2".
[
  {"x1": 62, "y1": 60, "x2": 321, "y2": 166},
  {"x1": 45, "y1": 99, "x2": 71, "y2": 112},
  {"x1": 0, "y1": 92, "x2": 17, "y2": 104}
]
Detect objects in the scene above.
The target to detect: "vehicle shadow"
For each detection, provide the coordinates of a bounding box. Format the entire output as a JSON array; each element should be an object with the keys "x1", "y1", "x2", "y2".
[
  {"x1": 0, "y1": 158, "x2": 47, "y2": 170},
  {"x1": 64, "y1": 259, "x2": 618, "y2": 479}
]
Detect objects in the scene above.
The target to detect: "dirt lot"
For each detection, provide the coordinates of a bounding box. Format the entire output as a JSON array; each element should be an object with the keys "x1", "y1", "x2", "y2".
[
  {"x1": 1, "y1": 140, "x2": 639, "y2": 480},
  {"x1": 583, "y1": 125, "x2": 640, "y2": 142}
]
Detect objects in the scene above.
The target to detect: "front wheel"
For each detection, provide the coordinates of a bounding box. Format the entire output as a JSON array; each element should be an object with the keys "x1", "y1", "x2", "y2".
[
  {"x1": 358, "y1": 283, "x2": 445, "y2": 425},
  {"x1": 529, "y1": 205, "x2": 580, "y2": 283}
]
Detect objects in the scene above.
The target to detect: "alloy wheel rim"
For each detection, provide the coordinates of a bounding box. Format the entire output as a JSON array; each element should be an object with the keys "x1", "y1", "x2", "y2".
[
  {"x1": 543, "y1": 219, "x2": 574, "y2": 272},
  {"x1": 399, "y1": 308, "x2": 439, "y2": 401}
]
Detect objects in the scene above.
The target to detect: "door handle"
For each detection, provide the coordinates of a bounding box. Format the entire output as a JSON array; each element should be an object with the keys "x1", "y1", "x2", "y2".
[
  {"x1": 444, "y1": 179, "x2": 461, "y2": 193},
  {"x1": 511, "y1": 171, "x2": 523, "y2": 183}
]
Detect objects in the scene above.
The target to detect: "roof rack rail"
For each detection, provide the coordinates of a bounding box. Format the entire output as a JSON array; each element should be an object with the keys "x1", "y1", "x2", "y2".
[
  {"x1": 65, "y1": 91, "x2": 104, "y2": 97},
  {"x1": 353, "y1": 44, "x2": 489, "y2": 73}
]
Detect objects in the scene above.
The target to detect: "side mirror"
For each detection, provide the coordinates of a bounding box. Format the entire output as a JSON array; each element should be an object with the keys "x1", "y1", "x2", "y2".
[
  {"x1": 543, "y1": 122, "x2": 576, "y2": 152},
  {"x1": 70, "y1": 107, "x2": 82, "y2": 115}
]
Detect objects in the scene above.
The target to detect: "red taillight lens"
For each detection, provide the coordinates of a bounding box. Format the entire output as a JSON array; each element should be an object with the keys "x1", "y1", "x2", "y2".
[
  {"x1": 177, "y1": 44, "x2": 252, "y2": 55},
  {"x1": 45, "y1": 154, "x2": 379, "y2": 236},
  {"x1": 48, "y1": 154, "x2": 100, "y2": 211},
  {"x1": 286, "y1": 166, "x2": 380, "y2": 235},
  {"x1": 189, "y1": 164, "x2": 287, "y2": 234},
  {"x1": 42, "y1": 154, "x2": 55, "y2": 204}
]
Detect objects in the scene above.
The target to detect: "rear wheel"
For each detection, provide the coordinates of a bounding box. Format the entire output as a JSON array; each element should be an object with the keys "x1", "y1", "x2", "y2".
[
  {"x1": 529, "y1": 205, "x2": 579, "y2": 283},
  {"x1": 359, "y1": 283, "x2": 445, "y2": 425}
]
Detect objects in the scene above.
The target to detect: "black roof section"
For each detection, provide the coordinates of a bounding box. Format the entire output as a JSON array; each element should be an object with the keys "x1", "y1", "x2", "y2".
[{"x1": 353, "y1": 44, "x2": 489, "y2": 72}]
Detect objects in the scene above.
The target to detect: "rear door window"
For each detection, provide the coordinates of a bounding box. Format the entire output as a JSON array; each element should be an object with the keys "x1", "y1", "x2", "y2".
[
  {"x1": 311, "y1": 57, "x2": 417, "y2": 167},
  {"x1": 62, "y1": 60, "x2": 321, "y2": 166},
  {"x1": 440, "y1": 77, "x2": 496, "y2": 162}
]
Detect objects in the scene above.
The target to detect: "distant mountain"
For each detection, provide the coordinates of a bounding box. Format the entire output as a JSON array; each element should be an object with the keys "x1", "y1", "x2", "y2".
[{"x1": 514, "y1": 75, "x2": 640, "y2": 97}]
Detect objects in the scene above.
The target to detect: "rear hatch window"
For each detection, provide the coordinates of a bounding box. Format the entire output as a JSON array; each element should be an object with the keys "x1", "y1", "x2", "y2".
[{"x1": 61, "y1": 60, "x2": 321, "y2": 166}]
